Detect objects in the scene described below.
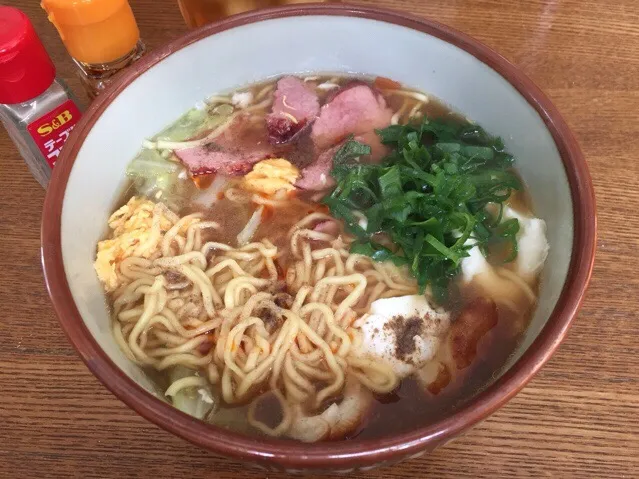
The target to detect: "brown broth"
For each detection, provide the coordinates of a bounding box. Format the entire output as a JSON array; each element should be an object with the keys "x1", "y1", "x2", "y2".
[
  {"x1": 115, "y1": 74, "x2": 541, "y2": 440},
  {"x1": 351, "y1": 293, "x2": 533, "y2": 440}
]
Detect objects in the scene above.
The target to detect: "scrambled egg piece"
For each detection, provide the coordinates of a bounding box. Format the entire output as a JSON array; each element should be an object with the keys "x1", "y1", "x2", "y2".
[
  {"x1": 241, "y1": 158, "x2": 299, "y2": 195},
  {"x1": 94, "y1": 197, "x2": 176, "y2": 292}
]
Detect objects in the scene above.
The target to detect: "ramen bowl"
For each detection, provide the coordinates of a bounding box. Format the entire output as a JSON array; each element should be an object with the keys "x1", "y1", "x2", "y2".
[{"x1": 41, "y1": 4, "x2": 595, "y2": 472}]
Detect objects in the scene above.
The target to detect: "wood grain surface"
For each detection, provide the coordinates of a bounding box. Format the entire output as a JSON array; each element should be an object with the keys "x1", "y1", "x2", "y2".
[{"x1": 0, "y1": 0, "x2": 636, "y2": 477}]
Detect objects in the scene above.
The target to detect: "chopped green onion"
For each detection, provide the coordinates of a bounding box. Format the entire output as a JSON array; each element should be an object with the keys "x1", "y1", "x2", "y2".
[{"x1": 325, "y1": 118, "x2": 521, "y2": 303}]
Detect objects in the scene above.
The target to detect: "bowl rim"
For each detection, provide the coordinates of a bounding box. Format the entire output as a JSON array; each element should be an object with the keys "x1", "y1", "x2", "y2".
[{"x1": 41, "y1": 3, "x2": 596, "y2": 469}]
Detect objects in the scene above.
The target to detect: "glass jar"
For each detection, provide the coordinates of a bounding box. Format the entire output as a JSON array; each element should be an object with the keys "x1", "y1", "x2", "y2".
[{"x1": 177, "y1": 0, "x2": 341, "y2": 29}]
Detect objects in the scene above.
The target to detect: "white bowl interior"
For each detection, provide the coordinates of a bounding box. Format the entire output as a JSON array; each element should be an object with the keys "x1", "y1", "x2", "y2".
[{"x1": 60, "y1": 15, "x2": 573, "y2": 397}]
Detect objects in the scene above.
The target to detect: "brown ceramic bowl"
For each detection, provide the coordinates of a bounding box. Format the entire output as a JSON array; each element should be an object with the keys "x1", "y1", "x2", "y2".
[{"x1": 41, "y1": 4, "x2": 596, "y2": 472}]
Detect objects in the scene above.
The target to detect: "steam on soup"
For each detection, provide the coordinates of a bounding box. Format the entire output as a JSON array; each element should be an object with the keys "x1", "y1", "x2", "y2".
[{"x1": 94, "y1": 75, "x2": 548, "y2": 441}]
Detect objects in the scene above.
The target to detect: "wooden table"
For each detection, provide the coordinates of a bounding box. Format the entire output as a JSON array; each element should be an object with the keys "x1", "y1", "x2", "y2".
[{"x1": 1, "y1": 0, "x2": 636, "y2": 477}]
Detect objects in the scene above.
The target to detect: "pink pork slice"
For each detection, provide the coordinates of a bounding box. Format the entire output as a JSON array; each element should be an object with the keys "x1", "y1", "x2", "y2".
[
  {"x1": 266, "y1": 76, "x2": 320, "y2": 144},
  {"x1": 295, "y1": 145, "x2": 337, "y2": 191},
  {"x1": 175, "y1": 115, "x2": 274, "y2": 176},
  {"x1": 296, "y1": 132, "x2": 389, "y2": 191},
  {"x1": 311, "y1": 84, "x2": 393, "y2": 150}
]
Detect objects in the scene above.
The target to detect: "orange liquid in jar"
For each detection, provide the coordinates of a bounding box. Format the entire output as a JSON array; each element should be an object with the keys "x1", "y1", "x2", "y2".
[{"x1": 177, "y1": 0, "x2": 340, "y2": 28}]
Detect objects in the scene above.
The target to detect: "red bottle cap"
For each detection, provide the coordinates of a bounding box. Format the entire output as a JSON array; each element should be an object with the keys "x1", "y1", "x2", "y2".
[{"x1": 0, "y1": 7, "x2": 56, "y2": 104}]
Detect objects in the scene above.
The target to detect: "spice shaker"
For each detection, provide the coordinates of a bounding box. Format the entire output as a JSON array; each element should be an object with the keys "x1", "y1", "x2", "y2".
[
  {"x1": 0, "y1": 6, "x2": 83, "y2": 188},
  {"x1": 41, "y1": 0, "x2": 145, "y2": 99}
]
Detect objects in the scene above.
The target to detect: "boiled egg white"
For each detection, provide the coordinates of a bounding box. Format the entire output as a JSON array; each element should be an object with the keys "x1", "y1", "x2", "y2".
[{"x1": 354, "y1": 295, "x2": 451, "y2": 378}]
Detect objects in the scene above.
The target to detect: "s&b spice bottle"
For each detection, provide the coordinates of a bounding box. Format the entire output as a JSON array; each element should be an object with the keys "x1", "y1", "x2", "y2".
[{"x1": 0, "y1": 6, "x2": 83, "y2": 188}]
